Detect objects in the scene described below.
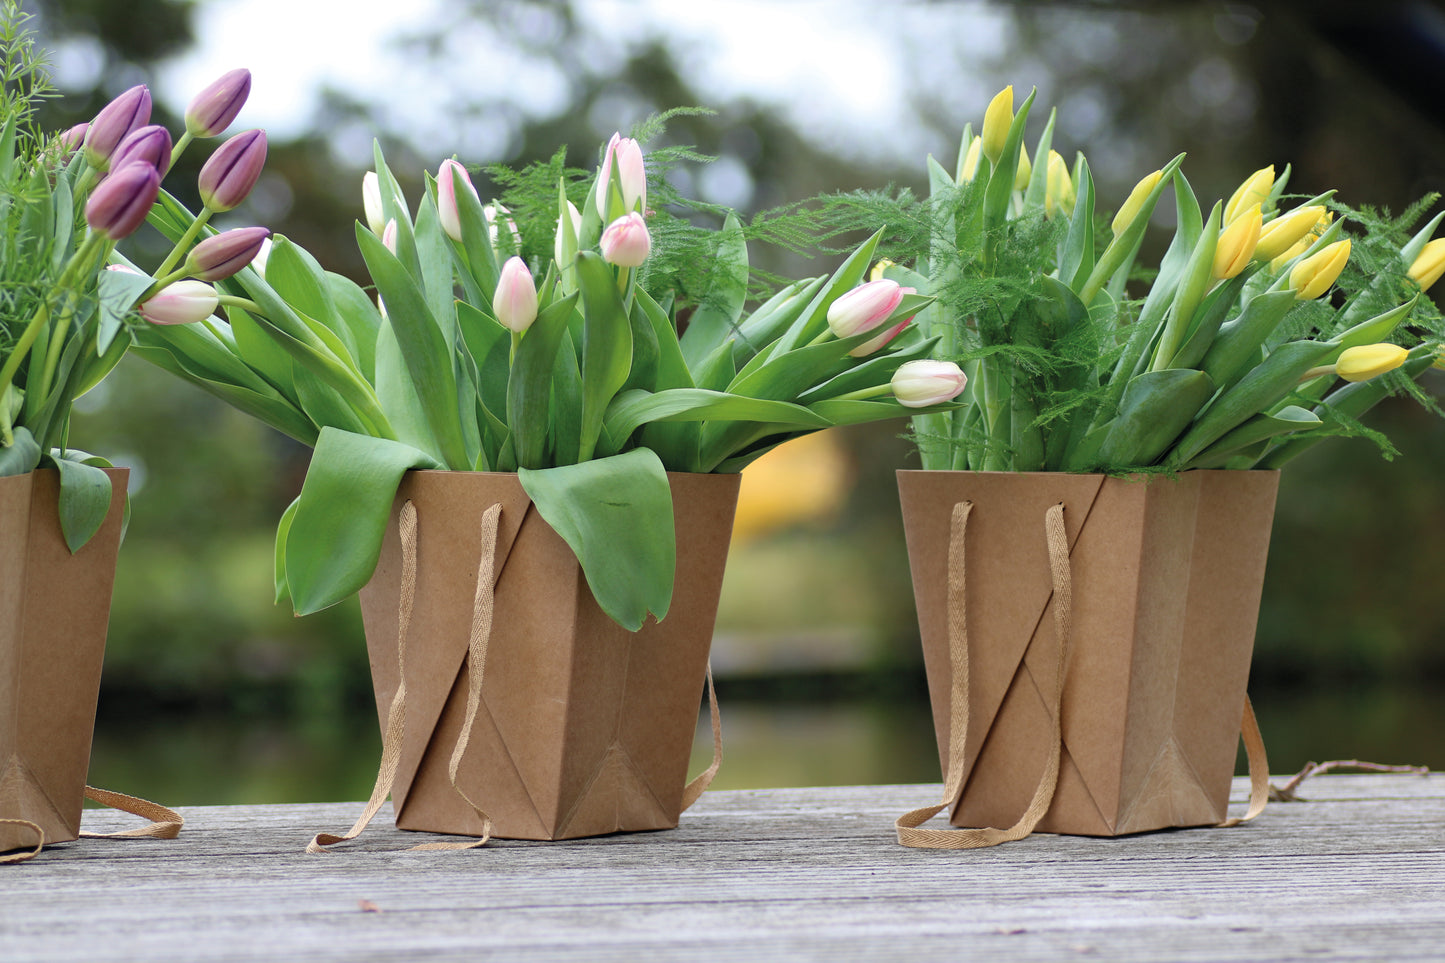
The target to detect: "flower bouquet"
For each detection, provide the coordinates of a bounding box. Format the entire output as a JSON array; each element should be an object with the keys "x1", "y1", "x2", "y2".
[
  {"x1": 133, "y1": 120, "x2": 966, "y2": 843},
  {"x1": 844, "y1": 86, "x2": 1445, "y2": 847},
  {"x1": 0, "y1": 4, "x2": 264, "y2": 857}
]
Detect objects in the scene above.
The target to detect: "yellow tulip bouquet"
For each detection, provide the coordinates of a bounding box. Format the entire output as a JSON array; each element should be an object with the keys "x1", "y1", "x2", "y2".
[{"x1": 839, "y1": 86, "x2": 1445, "y2": 474}]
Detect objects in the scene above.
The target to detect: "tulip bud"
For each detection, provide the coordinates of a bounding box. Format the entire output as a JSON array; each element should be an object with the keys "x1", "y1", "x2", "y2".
[
  {"x1": 485, "y1": 202, "x2": 523, "y2": 250},
  {"x1": 362, "y1": 171, "x2": 385, "y2": 236},
  {"x1": 1212, "y1": 204, "x2": 1262, "y2": 281},
  {"x1": 958, "y1": 138, "x2": 982, "y2": 183},
  {"x1": 1290, "y1": 239, "x2": 1351, "y2": 300},
  {"x1": 437, "y1": 158, "x2": 479, "y2": 242},
  {"x1": 60, "y1": 123, "x2": 87, "y2": 153},
  {"x1": 381, "y1": 219, "x2": 398, "y2": 254},
  {"x1": 869, "y1": 259, "x2": 895, "y2": 283},
  {"x1": 1253, "y1": 205, "x2": 1325, "y2": 263},
  {"x1": 110, "y1": 125, "x2": 173, "y2": 177},
  {"x1": 251, "y1": 237, "x2": 272, "y2": 275},
  {"x1": 1111, "y1": 170, "x2": 1163, "y2": 237},
  {"x1": 1224, "y1": 165, "x2": 1274, "y2": 224},
  {"x1": 140, "y1": 280, "x2": 219, "y2": 325},
  {"x1": 1407, "y1": 237, "x2": 1445, "y2": 292},
  {"x1": 555, "y1": 199, "x2": 582, "y2": 267},
  {"x1": 826, "y1": 279, "x2": 904, "y2": 339},
  {"x1": 186, "y1": 68, "x2": 251, "y2": 138},
  {"x1": 1337, "y1": 343, "x2": 1408, "y2": 382},
  {"x1": 198, "y1": 129, "x2": 267, "y2": 212},
  {"x1": 492, "y1": 256, "x2": 539, "y2": 334},
  {"x1": 980, "y1": 86, "x2": 1013, "y2": 166},
  {"x1": 1044, "y1": 150, "x2": 1074, "y2": 219},
  {"x1": 184, "y1": 226, "x2": 272, "y2": 281},
  {"x1": 891, "y1": 359, "x2": 968, "y2": 408},
  {"x1": 595, "y1": 132, "x2": 647, "y2": 217},
  {"x1": 84, "y1": 160, "x2": 161, "y2": 240},
  {"x1": 1013, "y1": 146, "x2": 1032, "y2": 192},
  {"x1": 849, "y1": 320, "x2": 910, "y2": 358},
  {"x1": 83, "y1": 85, "x2": 152, "y2": 171},
  {"x1": 599, "y1": 212, "x2": 651, "y2": 267}
]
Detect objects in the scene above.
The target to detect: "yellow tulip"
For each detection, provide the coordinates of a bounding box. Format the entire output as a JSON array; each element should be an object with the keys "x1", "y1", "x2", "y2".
[
  {"x1": 1212, "y1": 204, "x2": 1262, "y2": 281},
  {"x1": 1337, "y1": 343, "x2": 1408, "y2": 382},
  {"x1": 1290, "y1": 239, "x2": 1351, "y2": 300},
  {"x1": 980, "y1": 85, "x2": 1013, "y2": 165},
  {"x1": 1269, "y1": 210, "x2": 1332, "y2": 273},
  {"x1": 1111, "y1": 169, "x2": 1163, "y2": 237},
  {"x1": 1224, "y1": 165, "x2": 1274, "y2": 224},
  {"x1": 958, "y1": 137, "x2": 982, "y2": 183},
  {"x1": 869, "y1": 259, "x2": 895, "y2": 283},
  {"x1": 1407, "y1": 237, "x2": 1445, "y2": 291},
  {"x1": 1013, "y1": 145, "x2": 1031, "y2": 191},
  {"x1": 1044, "y1": 150, "x2": 1074, "y2": 219},
  {"x1": 1254, "y1": 205, "x2": 1326, "y2": 263}
]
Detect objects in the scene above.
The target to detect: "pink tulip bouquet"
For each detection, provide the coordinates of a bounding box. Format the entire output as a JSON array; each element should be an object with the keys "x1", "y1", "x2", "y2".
[
  {"x1": 0, "y1": 6, "x2": 268, "y2": 548},
  {"x1": 136, "y1": 122, "x2": 967, "y2": 630}
]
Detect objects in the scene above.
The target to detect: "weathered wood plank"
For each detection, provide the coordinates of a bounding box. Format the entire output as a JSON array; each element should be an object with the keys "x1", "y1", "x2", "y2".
[{"x1": 1, "y1": 776, "x2": 1441, "y2": 962}]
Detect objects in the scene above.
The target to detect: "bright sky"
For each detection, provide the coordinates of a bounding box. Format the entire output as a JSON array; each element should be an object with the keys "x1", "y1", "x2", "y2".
[{"x1": 148, "y1": 0, "x2": 1008, "y2": 172}]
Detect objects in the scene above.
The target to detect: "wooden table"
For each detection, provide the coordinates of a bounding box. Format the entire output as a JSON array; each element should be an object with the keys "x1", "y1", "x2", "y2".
[{"x1": 3, "y1": 775, "x2": 1441, "y2": 962}]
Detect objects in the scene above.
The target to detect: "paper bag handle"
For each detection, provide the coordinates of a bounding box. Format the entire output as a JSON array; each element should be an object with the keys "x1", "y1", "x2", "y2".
[
  {"x1": 1, "y1": 788, "x2": 183, "y2": 866},
  {"x1": 308, "y1": 500, "x2": 501, "y2": 854},
  {"x1": 681, "y1": 663, "x2": 723, "y2": 812},
  {"x1": 896, "y1": 500, "x2": 1072, "y2": 849}
]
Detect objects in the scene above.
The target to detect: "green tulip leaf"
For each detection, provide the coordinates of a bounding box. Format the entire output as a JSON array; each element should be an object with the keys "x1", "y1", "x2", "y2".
[
  {"x1": 519, "y1": 447, "x2": 674, "y2": 632},
  {"x1": 50, "y1": 454, "x2": 113, "y2": 554},
  {"x1": 605, "y1": 388, "x2": 830, "y2": 444},
  {"x1": 1096, "y1": 368, "x2": 1215, "y2": 468},
  {"x1": 509, "y1": 292, "x2": 579, "y2": 469},
  {"x1": 575, "y1": 252, "x2": 634, "y2": 462},
  {"x1": 1200, "y1": 289, "x2": 1299, "y2": 389},
  {"x1": 284, "y1": 428, "x2": 441, "y2": 615},
  {"x1": 1185, "y1": 405, "x2": 1321, "y2": 469},
  {"x1": 0, "y1": 426, "x2": 42, "y2": 477},
  {"x1": 96, "y1": 266, "x2": 152, "y2": 355}
]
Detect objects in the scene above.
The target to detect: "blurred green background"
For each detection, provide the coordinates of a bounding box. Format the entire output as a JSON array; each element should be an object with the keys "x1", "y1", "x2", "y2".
[{"x1": 24, "y1": 0, "x2": 1445, "y2": 803}]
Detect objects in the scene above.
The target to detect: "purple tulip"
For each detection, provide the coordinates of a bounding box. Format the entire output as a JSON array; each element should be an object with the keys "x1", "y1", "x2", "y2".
[
  {"x1": 198, "y1": 129, "x2": 267, "y2": 212},
  {"x1": 184, "y1": 226, "x2": 272, "y2": 281},
  {"x1": 186, "y1": 68, "x2": 252, "y2": 138},
  {"x1": 110, "y1": 125, "x2": 174, "y2": 177},
  {"x1": 599, "y1": 212, "x2": 651, "y2": 267},
  {"x1": 60, "y1": 123, "x2": 88, "y2": 153},
  {"x1": 85, "y1": 161, "x2": 161, "y2": 240},
  {"x1": 83, "y1": 85, "x2": 152, "y2": 171}
]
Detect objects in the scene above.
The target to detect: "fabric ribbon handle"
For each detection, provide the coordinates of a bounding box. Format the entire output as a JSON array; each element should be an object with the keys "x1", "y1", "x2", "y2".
[
  {"x1": 309, "y1": 500, "x2": 501, "y2": 854},
  {"x1": 897, "y1": 501, "x2": 1072, "y2": 849},
  {"x1": 680, "y1": 663, "x2": 723, "y2": 812},
  {"x1": 2, "y1": 788, "x2": 182, "y2": 865}
]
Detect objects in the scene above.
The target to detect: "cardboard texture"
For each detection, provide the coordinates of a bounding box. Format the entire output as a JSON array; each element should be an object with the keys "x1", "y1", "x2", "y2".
[
  {"x1": 359, "y1": 470, "x2": 740, "y2": 841},
  {"x1": 1, "y1": 468, "x2": 128, "y2": 852},
  {"x1": 898, "y1": 469, "x2": 1279, "y2": 837}
]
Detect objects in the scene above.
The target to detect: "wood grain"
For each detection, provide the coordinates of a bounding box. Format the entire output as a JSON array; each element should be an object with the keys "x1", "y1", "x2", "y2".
[{"x1": 1, "y1": 775, "x2": 1440, "y2": 962}]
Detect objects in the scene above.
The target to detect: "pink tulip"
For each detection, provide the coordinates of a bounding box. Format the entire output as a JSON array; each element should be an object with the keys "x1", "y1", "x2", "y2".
[
  {"x1": 599, "y1": 212, "x2": 651, "y2": 267},
  {"x1": 110, "y1": 125, "x2": 173, "y2": 177},
  {"x1": 381, "y1": 219, "x2": 398, "y2": 254},
  {"x1": 186, "y1": 68, "x2": 251, "y2": 138},
  {"x1": 140, "y1": 280, "x2": 219, "y2": 325},
  {"x1": 198, "y1": 129, "x2": 267, "y2": 212},
  {"x1": 890, "y1": 360, "x2": 968, "y2": 408},
  {"x1": 492, "y1": 256, "x2": 539, "y2": 333},
  {"x1": 185, "y1": 227, "x2": 272, "y2": 281},
  {"x1": 84, "y1": 85, "x2": 152, "y2": 170},
  {"x1": 362, "y1": 171, "x2": 385, "y2": 235},
  {"x1": 85, "y1": 161, "x2": 161, "y2": 240},
  {"x1": 826, "y1": 279, "x2": 904, "y2": 339},
  {"x1": 595, "y1": 132, "x2": 646, "y2": 217},
  {"x1": 437, "y1": 158, "x2": 479, "y2": 242}
]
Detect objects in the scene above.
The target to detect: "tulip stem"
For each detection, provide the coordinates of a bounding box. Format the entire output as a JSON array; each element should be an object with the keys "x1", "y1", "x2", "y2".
[
  {"x1": 137, "y1": 266, "x2": 194, "y2": 304},
  {"x1": 155, "y1": 206, "x2": 214, "y2": 279},
  {"x1": 1300, "y1": 365, "x2": 1336, "y2": 382},
  {"x1": 830, "y1": 384, "x2": 892, "y2": 402},
  {"x1": 169, "y1": 131, "x2": 194, "y2": 172},
  {"x1": 509, "y1": 331, "x2": 521, "y2": 366},
  {"x1": 217, "y1": 295, "x2": 264, "y2": 315}
]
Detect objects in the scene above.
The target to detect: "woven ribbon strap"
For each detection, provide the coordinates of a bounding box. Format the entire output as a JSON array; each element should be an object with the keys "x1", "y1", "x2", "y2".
[
  {"x1": 308, "y1": 499, "x2": 724, "y2": 853},
  {"x1": 1, "y1": 788, "x2": 183, "y2": 865},
  {"x1": 897, "y1": 499, "x2": 1270, "y2": 850},
  {"x1": 897, "y1": 501, "x2": 1071, "y2": 849}
]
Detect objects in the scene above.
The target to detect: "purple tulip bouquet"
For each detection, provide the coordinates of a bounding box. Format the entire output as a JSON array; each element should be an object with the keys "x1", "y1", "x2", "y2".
[
  {"x1": 0, "y1": 6, "x2": 269, "y2": 548},
  {"x1": 136, "y1": 124, "x2": 969, "y2": 629}
]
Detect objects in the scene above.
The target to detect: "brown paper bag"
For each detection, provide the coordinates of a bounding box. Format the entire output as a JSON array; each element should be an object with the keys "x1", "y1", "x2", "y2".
[
  {"x1": 1, "y1": 468, "x2": 128, "y2": 853},
  {"x1": 358, "y1": 470, "x2": 739, "y2": 841},
  {"x1": 898, "y1": 469, "x2": 1279, "y2": 837}
]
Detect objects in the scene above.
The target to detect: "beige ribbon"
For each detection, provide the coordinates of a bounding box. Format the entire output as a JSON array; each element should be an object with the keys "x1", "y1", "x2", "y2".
[
  {"x1": 897, "y1": 499, "x2": 1270, "y2": 849},
  {"x1": 2, "y1": 787, "x2": 183, "y2": 865},
  {"x1": 309, "y1": 499, "x2": 723, "y2": 853},
  {"x1": 897, "y1": 501, "x2": 1071, "y2": 849}
]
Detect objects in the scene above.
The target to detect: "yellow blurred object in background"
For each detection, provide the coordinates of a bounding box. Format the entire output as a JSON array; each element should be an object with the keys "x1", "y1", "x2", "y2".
[{"x1": 730, "y1": 430, "x2": 852, "y2": 546}]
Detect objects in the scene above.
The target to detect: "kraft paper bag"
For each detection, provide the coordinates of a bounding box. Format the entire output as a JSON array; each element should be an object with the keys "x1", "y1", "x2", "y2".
[
  {"x1": 358, "y1": 470, "x2": 740, "y2": 841},
  {"x1": 898, "y1": 469, "x2": 1279, "y2": 837},
  {"x1": 1, "y1": 469, "x2": 128, "y2": 853}
]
